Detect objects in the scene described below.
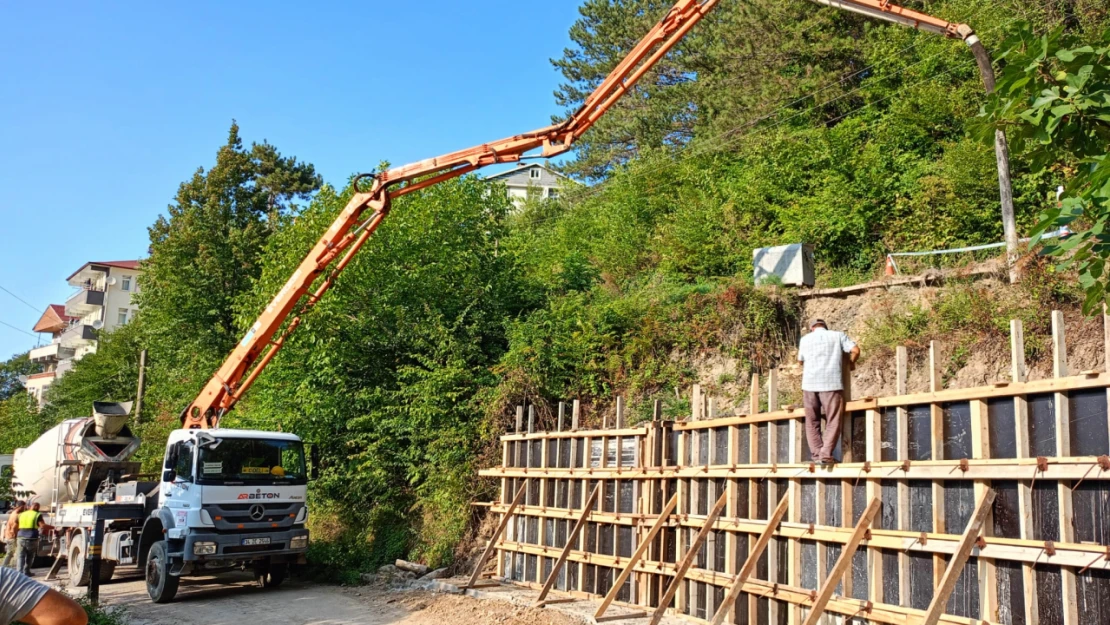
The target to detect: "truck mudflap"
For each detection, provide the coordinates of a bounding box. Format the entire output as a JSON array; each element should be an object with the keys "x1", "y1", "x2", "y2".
[{"x1": 180, "y1": 528, "x2": 308, "y2": 562}]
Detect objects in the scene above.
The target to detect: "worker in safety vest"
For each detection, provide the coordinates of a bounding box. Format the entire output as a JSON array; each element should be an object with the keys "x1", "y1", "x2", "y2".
[
  {"x1": 0, "y1": 502, "x2": 24, "y2": 569},
  {"x1": 14, "y1": 503, "x2": 48, "y2": 577}
]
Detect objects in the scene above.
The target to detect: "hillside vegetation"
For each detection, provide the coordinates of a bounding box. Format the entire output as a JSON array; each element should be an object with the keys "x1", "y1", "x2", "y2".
[{"x1": 1, "y1": 0, "x2": 1108, "y2": 581}]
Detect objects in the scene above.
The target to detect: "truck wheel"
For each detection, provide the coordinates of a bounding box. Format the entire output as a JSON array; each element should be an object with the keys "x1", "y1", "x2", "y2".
[
  {"x1": 98, "y1": 561, "x2": 117, "y2": 583},
  {"x1": 145, "y1": 541, "x2": 179, "y2": 603},
  {"x1": 68, "y1": 534, "x2": 92, "y2": 588},
  {"x1": 253, "y1": 561, "x2": 286, "y2": 589}
]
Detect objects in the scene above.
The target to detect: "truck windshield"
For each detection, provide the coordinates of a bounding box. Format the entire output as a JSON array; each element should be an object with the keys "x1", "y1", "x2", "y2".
[{"x1": 196, "y1": 438, "x2": 306, "y2": 484}]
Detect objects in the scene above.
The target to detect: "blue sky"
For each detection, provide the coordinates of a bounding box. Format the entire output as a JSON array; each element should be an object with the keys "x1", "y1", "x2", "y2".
[{"x1": 0, "y1": 1, "x2": 582, "y2": 359}]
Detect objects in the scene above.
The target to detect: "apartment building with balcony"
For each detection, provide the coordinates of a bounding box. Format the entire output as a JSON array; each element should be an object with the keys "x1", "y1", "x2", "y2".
[{"x1": 25, "y1": 260, "x2": 143, "y2": 405}]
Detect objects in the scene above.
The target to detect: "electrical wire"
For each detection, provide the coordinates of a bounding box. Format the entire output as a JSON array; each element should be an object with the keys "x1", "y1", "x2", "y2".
[
  {"x1": 0, "y1": 320, "x2": 37, "y2": 338},
  {"x1": 0, "y1": 285, "x2": 41, "y2": 314}
]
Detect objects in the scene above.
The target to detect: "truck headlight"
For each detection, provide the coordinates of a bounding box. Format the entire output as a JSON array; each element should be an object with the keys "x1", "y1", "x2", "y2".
[
  {"x1": 290, "y1": 536, "x2": 308, "y2": 550},
  {"x1": 193, "y1": 541, "x2": 217, "y2": 555}
]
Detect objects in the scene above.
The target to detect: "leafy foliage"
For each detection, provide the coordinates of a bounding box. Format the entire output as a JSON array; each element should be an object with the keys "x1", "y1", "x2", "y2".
[
  {"x1": 0, "y1": 352, "x2": 40, "y2": 401},
  {"x1": 977, "y1": 23, "x2": 1110, "y2": 312}
]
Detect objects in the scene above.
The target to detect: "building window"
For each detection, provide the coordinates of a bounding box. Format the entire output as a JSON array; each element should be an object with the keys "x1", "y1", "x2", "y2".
[
  {"x1": 529, "y1": 168, "x2": 541, "y2": 180},
  {"x1": 122, "y1": 275, "x2": 132, "y2": 291},
  {"x1": 118, "y1": 308, "x2": 129, "y2": 325},
  {"x1": 547, "y1": 188, "x2": 559, "y2": 199}
]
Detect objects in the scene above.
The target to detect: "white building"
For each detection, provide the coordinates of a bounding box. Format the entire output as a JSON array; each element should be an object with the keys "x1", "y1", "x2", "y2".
[
  {"x1": 25, "y1": 260, "x2": 143, "y2": 405},
  {"x1": 484, "y1": 163, "x2": 578, "y2": 208}
]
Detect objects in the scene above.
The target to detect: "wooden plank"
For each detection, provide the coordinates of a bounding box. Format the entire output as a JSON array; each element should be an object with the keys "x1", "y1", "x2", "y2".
[
  {"x1": 920, "y1": 488, "x2": 997, "y2": 625},
  {"x1": 708, "y1": 494, "x2": 790, "y2": 625},
  {"x1": 768, "y1": 369, "x2": 780, "y2": 412},
  {"x1": 595, "y1": 611, "x2": 648, "y2": 623},
  {"x1": 801, "y1": 497, "x2": 881, "y2": 625},
  {"x1": 616, "y1": 396, "x2": 626, "y2": 429},
  {"x1": 648, "y1": 491, "x2": 729, "y2": 625},
  {"x1": 572, "y1": 399, "x2": 580, "y2": 430},
  {"x1": 535, "y1": 484, "x2": 600, "y2": 605},
  {"x1": 468, "y1": 481, "x2": 527, "y2": 588},
  {"x1": 594, "y1": 494, "x2": 679, "y2": 619},
  {"x1": 1051, "y1": 310, "x2": 1079, "y2": 625},
  {"x1": 749, "y1": 373, "x2": 760, "y2": 415}
]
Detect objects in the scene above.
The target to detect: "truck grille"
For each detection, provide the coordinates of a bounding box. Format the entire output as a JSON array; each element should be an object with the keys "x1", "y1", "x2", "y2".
[{"x1": 203, "y1": 502, "x2": 303, "y2": 531}]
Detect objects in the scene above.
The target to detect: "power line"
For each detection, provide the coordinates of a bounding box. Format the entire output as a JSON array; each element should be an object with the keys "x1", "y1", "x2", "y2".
[
  {"x1": 0, "y1": 285, "x2": 41, "y2": 314},
  {"x1": 0, "y1": 320, "x2": 36, "y2": 338}
]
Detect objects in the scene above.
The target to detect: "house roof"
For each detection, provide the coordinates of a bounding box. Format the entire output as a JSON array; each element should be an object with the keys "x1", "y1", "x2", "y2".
[
  {"x1": 65, "y1": 260, "x2": 143, "y2": 281},
  {"x1": 484, "y1": 163, "x2": 579, "y2": 184},
  {"x1": 32, "y1": 304, "x2": 76, "y2": 334}
]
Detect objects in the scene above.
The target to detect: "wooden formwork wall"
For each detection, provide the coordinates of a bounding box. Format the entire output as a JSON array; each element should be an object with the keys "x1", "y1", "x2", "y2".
[{"x1": 480, "y1": 313, "x2": 1110, "y2": 625}]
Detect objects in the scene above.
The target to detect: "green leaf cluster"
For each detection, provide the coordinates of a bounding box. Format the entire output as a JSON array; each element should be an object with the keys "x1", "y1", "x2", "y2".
[{"x1": 977, "y1": 23, "x2": 1110, "y2": 312}]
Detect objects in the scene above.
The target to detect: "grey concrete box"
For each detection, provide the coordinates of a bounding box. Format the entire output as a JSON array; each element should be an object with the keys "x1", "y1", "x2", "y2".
[{"x1": 753, "y1": 243, "x2": 814, "y2": 287}]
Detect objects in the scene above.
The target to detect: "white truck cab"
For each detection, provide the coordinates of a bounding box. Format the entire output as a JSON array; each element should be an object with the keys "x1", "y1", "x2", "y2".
[{"x1": 144, "y1": 428, "x2": 310, "y2": 602}]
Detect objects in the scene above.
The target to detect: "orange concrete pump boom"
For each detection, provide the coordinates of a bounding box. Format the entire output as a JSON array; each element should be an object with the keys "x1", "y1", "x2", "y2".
[
  {"x1": 181, "y1": 0, "x2": 722, "y2": 428},
  {"x1": 181, "y1": 0, "x2": 983, "y2": 429}
]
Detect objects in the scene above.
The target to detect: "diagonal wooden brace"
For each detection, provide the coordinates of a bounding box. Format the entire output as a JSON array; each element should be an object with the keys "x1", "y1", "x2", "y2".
[
  {"x1": 466, "y1": 481, "x2": 527, "y2": 589},
  {"x1": 594, "y1": 493, "x2": 679, "y2": 619},
  {"x1": 920, "y1": 488, "x2": 997, "y2": 625},
  {"x1": 534, "y1": 484, "x2": 601, "y2": 605},
  {"x1": 648, "y1": 491, "x2": 729, "y2": 625},
  {"x1": 801, "y1": 496, "x2": 882, "y2": 625},
  {"x1": 708, "y1": 493, "x2": 790, "y2": 625}
]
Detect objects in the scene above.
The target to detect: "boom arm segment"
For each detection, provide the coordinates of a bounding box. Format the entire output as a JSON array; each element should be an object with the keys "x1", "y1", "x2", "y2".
[{"x1": 181, "y1": 0, "x2": 721, "y2": 429}]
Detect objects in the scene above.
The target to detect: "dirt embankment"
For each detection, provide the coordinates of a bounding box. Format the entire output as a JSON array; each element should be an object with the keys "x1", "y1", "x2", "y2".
[{"x1": 688, "y1": 276, "x2": 1099, "y2": 412}]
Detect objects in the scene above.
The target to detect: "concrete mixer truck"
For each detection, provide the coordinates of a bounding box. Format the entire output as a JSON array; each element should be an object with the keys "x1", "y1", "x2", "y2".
[{"x1": 7, "y1": 401, "x2": 309, "y2": 603}]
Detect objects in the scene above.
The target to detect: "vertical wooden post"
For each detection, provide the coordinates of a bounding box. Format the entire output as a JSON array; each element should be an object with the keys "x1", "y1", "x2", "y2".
[
  {"x1": 516, "y1": 405, "x2": 524, "y2": 433},
  {"x1": 865, "y1": 407, "x2": 883, "y2": 607},
  {"x1": 1051, "y1": 311, "x2": 1078, "y2": 625},
  {"x1": 528, "y1": 404, "x2": 536, "y2": 434},
  {"x1": 896, "y1": 346, "x2": 910, "y2": 606},
  {"x1": 749, "y1": 373, "x2": 760, "y2": 415},
  {"x1": 692, "y1": 384, "x2": 703, "y2": 420},
  {"x1": 616, "y1": 396, "x2": 625, "y2": 429},
  {"x1": 767, "y1": 369, "x2": 780, "y2": 412},
  {"x1": 653, "y1": 399, "x2": 662, "y2": 421},
  {"x1": 929, "y1": 341, "x2": 946, "y2": 589},
  {"x1": 1010, "y1": 319, "x2": 1037, "y2": 625},
  {"x1": 558, "y1": 402, "x2": 566, "y2": 432},
  {"x1": 572, "y1": 399, "x2": 580, "y2": 430}
]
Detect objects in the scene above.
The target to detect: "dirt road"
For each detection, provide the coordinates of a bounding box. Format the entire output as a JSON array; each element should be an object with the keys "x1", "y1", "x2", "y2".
[{"x1": 83, "y1": 571, "x2": 581, "y2": 625}]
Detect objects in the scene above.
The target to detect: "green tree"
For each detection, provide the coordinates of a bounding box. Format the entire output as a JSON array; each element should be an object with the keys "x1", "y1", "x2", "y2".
[
  {"x1": 0, "y1": 352, "x2": 40, "y2": 401},
  {"x1": 136, "y1": 122, "x2": 322, "y2": 420},
  {"x1": 977, "y1": 24, "x2": 1110, "y2": 312}
]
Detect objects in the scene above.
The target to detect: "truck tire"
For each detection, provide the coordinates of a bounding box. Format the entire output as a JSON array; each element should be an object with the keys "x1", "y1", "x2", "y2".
[
  {"x1": 253, "y1": 560, "x2": 286, "y2": 589},
  {"x1": 145, "y1": 541, "x2": 179, "y2": 603},
  {"x1": 68, "y1": 534, "x2": 91, "y2": 588},
  {"x1": 98, "y1": 561, "x2": 117, "y2": 583}
]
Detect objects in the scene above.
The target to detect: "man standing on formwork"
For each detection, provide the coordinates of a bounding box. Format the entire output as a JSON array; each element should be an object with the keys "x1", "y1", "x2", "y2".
[{"x1": 798, "y1": 319, "x2": 860, "y2": 464}]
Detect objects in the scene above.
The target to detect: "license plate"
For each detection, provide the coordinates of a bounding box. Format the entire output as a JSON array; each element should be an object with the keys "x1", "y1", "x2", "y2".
[{"x1": 242, "y1": 537, "x2": 271, "y2": 546}]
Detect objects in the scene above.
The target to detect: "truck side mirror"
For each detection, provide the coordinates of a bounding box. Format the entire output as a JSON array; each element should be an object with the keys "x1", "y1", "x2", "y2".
[
  {"x1": 309, "y1": 445, "x2": 320, "y2": 481},
  {"x1": 162, "y1": 469, "x2": 177, "y2": 483}
]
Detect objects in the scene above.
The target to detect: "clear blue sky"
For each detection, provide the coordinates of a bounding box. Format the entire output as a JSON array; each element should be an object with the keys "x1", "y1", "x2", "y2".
[{"x1": 0, "y1": 1, "x2": 583, "y2": 359}]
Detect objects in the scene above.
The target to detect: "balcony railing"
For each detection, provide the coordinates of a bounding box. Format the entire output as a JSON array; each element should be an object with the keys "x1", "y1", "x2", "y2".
[
  {"x1": 60, "y1": 323, "x2": 97, "y2": 347},
  {"x1": 65, "y1": 287, "x2": 104, "y2": 316},
  {"x1": 29, "y1": 343, "x2": 76, "y2": 363}
]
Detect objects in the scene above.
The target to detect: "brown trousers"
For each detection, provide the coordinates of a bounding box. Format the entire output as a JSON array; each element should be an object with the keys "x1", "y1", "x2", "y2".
[{"x1": 804, "y1": 390, "x2": 844, "y2": 461}]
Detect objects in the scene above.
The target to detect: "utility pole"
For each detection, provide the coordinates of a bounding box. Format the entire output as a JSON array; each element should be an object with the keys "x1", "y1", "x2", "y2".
[
  {"x1": 961, "y1": 27, "x2": 1019, "y2": 284},
  {"x1": 813, "y1": 1, "x2": 1019, "y2": 283},
  {"x1": 135, "y1": 349, "x2": 147, "y2": 423}
]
